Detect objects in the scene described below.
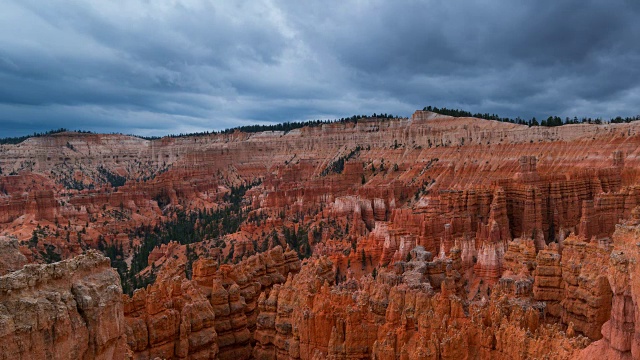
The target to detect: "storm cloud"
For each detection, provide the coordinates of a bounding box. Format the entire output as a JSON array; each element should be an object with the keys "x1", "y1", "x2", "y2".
[{"x1": 1, "y1": 0, "x2": 639, "y2": 136}]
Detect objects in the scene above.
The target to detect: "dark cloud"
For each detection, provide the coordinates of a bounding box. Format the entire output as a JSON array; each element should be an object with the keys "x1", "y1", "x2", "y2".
[{"x1": 0, "y1": 0, "x2": 639, "y2": 137}]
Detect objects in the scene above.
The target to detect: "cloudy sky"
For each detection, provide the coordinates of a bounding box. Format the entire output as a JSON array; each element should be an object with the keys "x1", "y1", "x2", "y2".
[{"x1": 1, "y1": 0, "x2": 639, "y2": 137}]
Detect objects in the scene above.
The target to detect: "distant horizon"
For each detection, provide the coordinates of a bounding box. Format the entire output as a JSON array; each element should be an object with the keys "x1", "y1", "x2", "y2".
[{"x1": 2, "y1": 106, "x2": 639, "y2": 144}]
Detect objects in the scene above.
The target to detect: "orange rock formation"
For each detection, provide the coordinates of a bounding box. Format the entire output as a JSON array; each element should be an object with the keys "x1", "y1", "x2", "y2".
[
  {"x1": 0, "y1": 251, "x2": 128, "y2": 359},
  {"x1": 1, "y1": 111, "x2": 640, "y2": 359}
]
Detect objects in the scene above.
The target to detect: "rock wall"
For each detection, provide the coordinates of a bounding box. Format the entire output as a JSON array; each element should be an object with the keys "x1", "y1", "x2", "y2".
[
  {"x1": 123, "y1": 274, "x2": 218, "y2": 360},
  {"x1": 0, "y1": 237, "x2": 27, "y2": 275},
  {"x1": 560, "y1": 236, "x2": 613, "y2": 340},
  {"x1": 576, "y1": 223, "x2": 640, "y2": 359},
  {"x1": 121, "y1": 245, "x2": 301, "y2": 360},
  {"x1": 253, "y1": 252, "x2": 587, "y2": 360},
  {"x1": 0, "y1": 251, "x2": 127, "y2": 360},
  {"x1": 533, "y1": 244, "x2": 564, "y2": 318}
]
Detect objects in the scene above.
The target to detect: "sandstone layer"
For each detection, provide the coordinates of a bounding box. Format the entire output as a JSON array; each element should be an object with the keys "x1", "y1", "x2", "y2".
[{"x1": 0, "y1": 251, "x2": 127, "y2": 360}]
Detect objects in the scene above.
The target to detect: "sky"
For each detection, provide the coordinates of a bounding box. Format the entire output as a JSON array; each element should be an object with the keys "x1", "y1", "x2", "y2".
[{"x1": 1, "y1": 0, "x2": 640, "y2": 137}]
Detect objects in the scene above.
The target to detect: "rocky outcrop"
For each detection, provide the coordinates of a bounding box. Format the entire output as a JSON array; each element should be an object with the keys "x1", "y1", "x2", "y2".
[
  {"x1": 123, "y1": 274, "x2": 218, "y2": 360},
  {"x1": 208, "y1": 275, "x2": 252, "y2": 360},
  {"x1": 253, "y1": 254, "x2": 587, "y2": 360},
  {"x1": 474, "y1": 188, "x2": 511, "y2": 284},
  {"x1": 0, "y1": 251, "x2": 127, "y2": 360},
  {"x1": 0, "y1": 237, "x2": 27, "y2": 275},
  {"x1": 189, "y1": 246, "x2": 301, "y2": 360},
  {"x1": 560, "y1": 236, "x2": 613, "y2": 340},
  {"x1": 576, "y1": 224, "x2": 640, "y2": 359},
  {"x1": 533, "y1": 244, "x2": 564, "y2": 318},
  {"x1": 502, "y1": 238, "x2": 536, "y2": 275},
  {"x1": 120, "y1": 245, "x2": 302, "y2": 360}
]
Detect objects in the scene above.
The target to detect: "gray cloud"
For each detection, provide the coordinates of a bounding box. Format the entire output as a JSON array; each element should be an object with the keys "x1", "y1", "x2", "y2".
[{"x1": 0, "y1": 0, "x2": 639, "y2": 137}]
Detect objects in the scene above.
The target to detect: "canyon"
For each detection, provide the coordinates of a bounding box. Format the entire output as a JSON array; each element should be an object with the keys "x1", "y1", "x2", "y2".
[{"x1": 1, "y1": 110, "x2": 640, "y2": 359}]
